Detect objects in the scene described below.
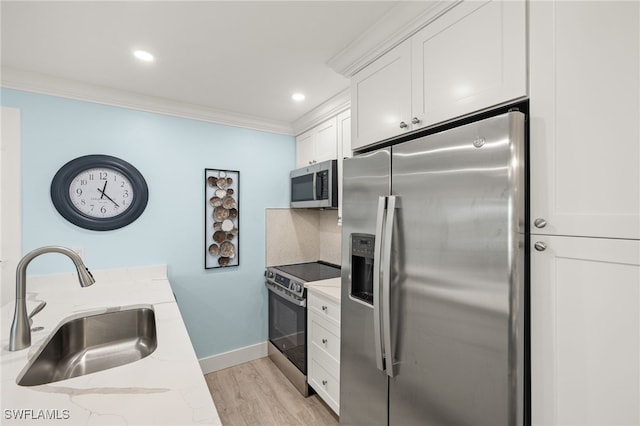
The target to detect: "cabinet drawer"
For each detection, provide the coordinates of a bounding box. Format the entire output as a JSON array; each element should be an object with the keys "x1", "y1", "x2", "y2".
[
  {"x1": 309, "y1": 336, "x2": 340, "y2": 379},
  {"x1": 308, "y1": 293, "x2": 340, "y2": 325},
  {"x1": 309, "y1": 357, "x2": 340, "y2": 415},
  {"x1": 310, "y1": 315, "x2": 340, "y2": 362}
]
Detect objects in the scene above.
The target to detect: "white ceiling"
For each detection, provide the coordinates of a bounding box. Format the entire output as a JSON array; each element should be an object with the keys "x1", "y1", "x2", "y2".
[{"x1": 1, "y1": 1, "x2": 398, "y2": 133}]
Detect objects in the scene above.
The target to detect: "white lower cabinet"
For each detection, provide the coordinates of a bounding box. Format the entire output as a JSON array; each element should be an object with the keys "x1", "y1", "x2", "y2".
[
  {"x1": 307, "y1": 290, "x2": 340, "y2": 415},
  {"x1": 531, "y1": 235, "x2": 640, "y2": 426}
]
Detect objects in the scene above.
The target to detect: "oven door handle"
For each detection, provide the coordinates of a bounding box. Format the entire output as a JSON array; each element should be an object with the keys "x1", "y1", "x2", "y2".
[{"x1": 265, "y1": 282, "x2": 306, "y2": 307}]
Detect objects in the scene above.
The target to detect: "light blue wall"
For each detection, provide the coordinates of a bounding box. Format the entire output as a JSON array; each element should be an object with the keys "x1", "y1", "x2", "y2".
[{"x1": 1, "y1": 88, "x2": 294, "y2": 358}]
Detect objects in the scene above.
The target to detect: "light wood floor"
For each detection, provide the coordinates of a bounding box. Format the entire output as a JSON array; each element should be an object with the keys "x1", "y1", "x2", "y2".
[{"x1": 205, "y1": 357, "x2": 339, "y2": 426}]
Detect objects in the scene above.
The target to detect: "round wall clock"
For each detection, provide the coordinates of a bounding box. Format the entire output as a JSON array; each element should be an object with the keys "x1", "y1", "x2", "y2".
[{"x1": 51, "y1": 154, "x2": 149, "y2": 231}]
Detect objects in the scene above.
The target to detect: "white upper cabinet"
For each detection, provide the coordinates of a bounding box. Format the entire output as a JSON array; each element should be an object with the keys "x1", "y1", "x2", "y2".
[
  {"x1": 412, "y1": 0, "x2": 527, "y2": 128},
  {"x1": 351, "y1": 0, "x2": 527, "y2": 150},
  {"x1": 295, "y1": 129, "x2": 315, "y2": 168},
  {"x1": 336, "y1": 109, "x2": 351, "y2": 224},
  {"x1": 530, "y1": 1, "x2": 640, "y2": 240},
  {"x1": 296, "y1": 117, "x2": 338, "y2": 168},
  {"x1": 337, "y1": 110, "x2": 352, "y2": 160},
  {"x1": 351, "y1": 41, "x2": 412, "y2": 150},
  {"x1": 314, "y1": 117, "x2": 338, "y2": 164}
]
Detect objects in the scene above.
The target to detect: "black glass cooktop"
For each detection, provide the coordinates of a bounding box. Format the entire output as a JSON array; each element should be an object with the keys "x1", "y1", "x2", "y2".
[{"x1": 274, "y1": 261, "x2": 341, "y2": 283}]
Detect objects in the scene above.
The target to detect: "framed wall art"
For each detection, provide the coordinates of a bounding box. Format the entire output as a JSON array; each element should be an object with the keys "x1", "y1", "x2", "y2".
[{"x1": 205, "y1": 169, "x2": 239, "y2": 268}]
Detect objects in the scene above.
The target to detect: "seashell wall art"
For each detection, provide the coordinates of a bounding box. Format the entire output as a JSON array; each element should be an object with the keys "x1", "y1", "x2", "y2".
[{"x1": 205, "y1": 169, "x2": 239, "y2": 268}]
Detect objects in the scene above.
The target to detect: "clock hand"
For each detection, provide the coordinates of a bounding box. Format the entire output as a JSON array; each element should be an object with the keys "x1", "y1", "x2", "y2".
[
  {"x1": 99, "y1": 180, "x2": 108, "y2": 199},
  {"x1": 97, "y1": 188, "x2": 120, "y2": 208}
]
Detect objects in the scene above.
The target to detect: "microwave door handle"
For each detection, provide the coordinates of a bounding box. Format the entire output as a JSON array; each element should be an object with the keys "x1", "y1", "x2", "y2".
[
  {"x1": 315, "y1": 171, "x2": 324, "y2": 201},
  {"x1": 312, "y1": 172, "x2": 317, "y2": 201},
  {"x1": 373, "y1": 196, "x2": 387, "y2": 372}
]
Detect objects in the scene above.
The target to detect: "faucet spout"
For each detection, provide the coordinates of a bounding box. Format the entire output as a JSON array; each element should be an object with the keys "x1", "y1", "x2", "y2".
[{"x1": 9, "y1": 246, "x2": 95, "y2": 351}]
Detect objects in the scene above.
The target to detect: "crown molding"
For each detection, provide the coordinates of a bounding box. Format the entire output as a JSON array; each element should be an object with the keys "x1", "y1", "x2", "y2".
[
  {"x1": 1, "y1": 67, "x2": 295, "y2": 136},
  {"x1": 327, "y1": 0, "x2": 462, "y2": 78},
  {"x1": 291, "y1": 88, "x2": 350, "y2": 136}
]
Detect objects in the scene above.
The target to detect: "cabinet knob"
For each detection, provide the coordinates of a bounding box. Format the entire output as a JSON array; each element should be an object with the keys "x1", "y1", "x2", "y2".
[
  {"x1": 322, "y1": 380, "x2": 328, "y2": 386},
  {"x1": 534, "y1": 241, "x2": 547, "y2": 252},
  {"x1": 534, "y1": 218, "x2": 547, "y2": 228},
  {"x1": 321, "y1": 305, "x2": 327, "y2": 311},
  {"x1": 399, "y1": 121, "x2": 408, "y2": 129},
  {"x1": 411, "y1": 117, "x2": 421, "y2": 125},
  {"x1": 322, "y1": 338, "x2": 327, "y2": 344}
]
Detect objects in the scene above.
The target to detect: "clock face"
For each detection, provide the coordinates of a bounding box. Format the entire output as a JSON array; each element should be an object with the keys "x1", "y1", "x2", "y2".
[
  {"x1": 68, "y1": 167, "x2": 135, "y2": 219},
  {"x1": 51, "y1": 155, "x2": 148, "y2": 231}
]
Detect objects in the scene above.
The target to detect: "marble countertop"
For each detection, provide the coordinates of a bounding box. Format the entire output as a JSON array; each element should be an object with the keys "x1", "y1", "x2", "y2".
[
  {"x1": 1, "y1": 265, "x2": 221, "y2": 425},
  {"x1": 305, "y1": 277, "x2": 341, "y2": 304}
]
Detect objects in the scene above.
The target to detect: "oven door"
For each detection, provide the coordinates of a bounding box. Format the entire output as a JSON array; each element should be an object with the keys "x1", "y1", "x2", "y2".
[{"x1": 266, "y1": 283, "x2": 307, "y2": 374}]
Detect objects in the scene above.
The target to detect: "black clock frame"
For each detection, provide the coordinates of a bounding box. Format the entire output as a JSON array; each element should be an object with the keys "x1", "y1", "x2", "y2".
[{"x1": 51, "y1": 155, "x2": 149, "y2": 231}]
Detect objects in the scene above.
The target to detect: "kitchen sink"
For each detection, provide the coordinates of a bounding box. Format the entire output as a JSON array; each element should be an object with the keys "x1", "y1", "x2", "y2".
[{"x1": 17, "y1": 306, "x2": 157, "y2": 386}]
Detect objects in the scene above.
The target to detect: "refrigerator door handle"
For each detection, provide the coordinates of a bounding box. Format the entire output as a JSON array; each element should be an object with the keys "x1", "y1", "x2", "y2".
[
  {"x1": 373, "y1": 196, "x2": 387, "y2": 372},
  {"x1": 382, "y1": 195, "x2": 397, "y2": 377}
]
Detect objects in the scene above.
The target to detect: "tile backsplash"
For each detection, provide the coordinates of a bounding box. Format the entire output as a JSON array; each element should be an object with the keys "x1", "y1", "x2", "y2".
[
  {"x1": 265, "y1": 209, "x2": 341, "y2": 267},
  {"x1": 318, "y1": 210, "x2": 341, "y2": 266}
]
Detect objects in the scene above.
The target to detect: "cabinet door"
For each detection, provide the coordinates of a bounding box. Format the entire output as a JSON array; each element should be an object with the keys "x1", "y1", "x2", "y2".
[
  {"x1": 337, "y1": 110, "x2": 352, "y2": 159},
  {"x1": 530, "y1": 1, "x2": 640, "y2": 239},
  {"x1": 351, "y1": 40, "x2": 411, "y2": 151},
  {"x1": 295, "y1": 129, "x2": 314, "y2": 168},
  {"x1": 313, "y1": 117, "x2": 338, "y2": 164},
  {"x1": 531, "y1": 236, "x2": 639, "y2": 426},
  {"x1": 412, "y1": 0, "x2": 526, "y2": 128},
  {"x1": 336, "y1": 110, "x2": 351, "y2": 225}
]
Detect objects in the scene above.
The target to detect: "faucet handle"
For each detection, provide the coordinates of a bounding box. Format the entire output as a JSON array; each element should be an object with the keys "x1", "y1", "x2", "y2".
[{"x1": 28, "y1": 301, "x2": 47, "y2": 326}]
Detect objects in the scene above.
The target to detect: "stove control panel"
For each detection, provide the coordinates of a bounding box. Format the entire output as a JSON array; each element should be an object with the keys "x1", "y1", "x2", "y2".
[{"x1": 265, "y1": 268, "x2": 305, "y2": 298}]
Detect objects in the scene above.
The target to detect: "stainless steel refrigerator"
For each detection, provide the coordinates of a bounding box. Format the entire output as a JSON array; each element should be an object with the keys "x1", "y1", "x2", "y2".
[{"x1": 340, "y1": 111, "x2": 527, "y2": 425}]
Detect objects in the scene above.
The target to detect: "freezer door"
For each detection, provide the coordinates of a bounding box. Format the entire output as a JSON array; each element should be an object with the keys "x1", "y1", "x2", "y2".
[
  {"x1": 388, "y1": 112, "x2": 526, "y2": 425},
  {"x1": 340, "y1": 148, "x2": 391, "y2": 426}
]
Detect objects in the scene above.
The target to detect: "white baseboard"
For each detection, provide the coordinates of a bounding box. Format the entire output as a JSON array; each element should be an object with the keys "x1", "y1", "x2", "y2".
[{"x1": 199, "y1": 342, "x2": 268, "y2": 374}]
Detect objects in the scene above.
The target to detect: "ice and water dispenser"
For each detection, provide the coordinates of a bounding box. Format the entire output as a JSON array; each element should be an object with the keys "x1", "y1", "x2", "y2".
[{"x1": 350, "y1": 233, "x2": 375, "y2": 305}]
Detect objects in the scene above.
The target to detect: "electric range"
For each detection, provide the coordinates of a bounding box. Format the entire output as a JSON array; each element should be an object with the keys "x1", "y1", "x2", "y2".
[{"x1": 264, "y1": 261, "x2": 341, "y2": 396}]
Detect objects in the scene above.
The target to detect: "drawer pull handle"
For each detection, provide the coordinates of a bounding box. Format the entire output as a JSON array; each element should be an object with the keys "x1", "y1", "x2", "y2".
[
  {"x1": 322, "y1": 305, "x2": 327, "y2": 312},
  {"x1": 322, "y1": 380, "x2": 327, "y2": 386},
  {"x1": 322, "y1": 338, "x2": 327, "y2": 344}
]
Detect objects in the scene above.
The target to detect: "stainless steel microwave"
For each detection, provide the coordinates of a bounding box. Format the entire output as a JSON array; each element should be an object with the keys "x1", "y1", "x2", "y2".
[{"x1": 290, "y1": 159, "x2": 338, "y2": 209}]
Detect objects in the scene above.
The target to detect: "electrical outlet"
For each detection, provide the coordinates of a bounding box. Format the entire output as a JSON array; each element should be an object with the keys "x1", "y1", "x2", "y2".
[{"x1": 71, "y1": 246, "x2": 85, "y2": 262}]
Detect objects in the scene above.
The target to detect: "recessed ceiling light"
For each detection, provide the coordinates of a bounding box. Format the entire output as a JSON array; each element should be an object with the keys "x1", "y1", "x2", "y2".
[
  {"x1": 291, "y1": 93, "x2": 305, "y2": 102},
  {"x1": 133, "y1": 50, "x2": 154, "y2": 62}
]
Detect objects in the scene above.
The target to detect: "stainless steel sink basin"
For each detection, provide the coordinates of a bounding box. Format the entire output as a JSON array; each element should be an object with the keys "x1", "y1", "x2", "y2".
[{"x1": 17, "y1": 306, "x2": 157, "y2": 386}]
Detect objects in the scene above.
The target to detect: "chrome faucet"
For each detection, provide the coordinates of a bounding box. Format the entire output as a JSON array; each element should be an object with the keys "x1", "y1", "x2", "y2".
[{"x1": 9, "y1": 246, "x2": 95, "y2": 351}]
